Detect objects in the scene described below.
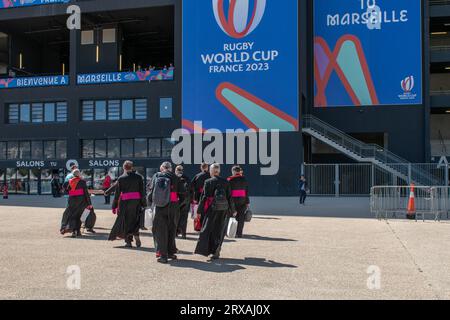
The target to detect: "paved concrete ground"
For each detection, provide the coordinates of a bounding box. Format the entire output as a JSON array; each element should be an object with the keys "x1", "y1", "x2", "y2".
[{"x1": 0, "y1": 196, "x2": 450, "y2": 300}]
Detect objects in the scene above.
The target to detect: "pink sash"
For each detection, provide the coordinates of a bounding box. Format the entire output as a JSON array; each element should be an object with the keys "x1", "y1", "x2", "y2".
[
  {"x1": 120, "y1": 192, "x2": 141, "y2": 201},
  {"x1": 69, "y1": 189, "x2": 84, "y2": 197},
  {"x1": 170, "y1": 192, "x2": 179, "y2": 203},
  {"x1": 232, "y1": 190, "x2": 246, "y2": 198}
]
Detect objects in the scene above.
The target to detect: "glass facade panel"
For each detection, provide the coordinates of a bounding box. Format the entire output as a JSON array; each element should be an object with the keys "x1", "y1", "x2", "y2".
[{"x1": 121, "y1": 139, "x2": 134, "y2": 158}]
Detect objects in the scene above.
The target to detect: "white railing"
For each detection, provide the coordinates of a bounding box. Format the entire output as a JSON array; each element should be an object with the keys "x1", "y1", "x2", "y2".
[
  {"x1": 304, "y1": 164, "x2": 449, "y2": 197},
  {"x1": 302, "y1": 115, "x2": 443, "y2": 186},
  {"x1": 370, "y1": 186, "x2": 450, "y2": 221}
]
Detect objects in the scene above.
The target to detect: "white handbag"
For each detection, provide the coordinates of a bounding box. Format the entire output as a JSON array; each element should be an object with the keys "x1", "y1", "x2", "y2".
[
  {"x1": 80, "y1": 208, "x2": 91, "y2": 223},
  {"x1": 144, "y1": 207, "x2": 156, "y2": 229},
  {"x1": 226, "y1": 217, "x2": 238, "y2": 239}
]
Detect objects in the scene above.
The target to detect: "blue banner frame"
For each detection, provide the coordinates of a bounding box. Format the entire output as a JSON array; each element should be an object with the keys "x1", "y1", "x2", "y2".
[
  {"x1": 182, "y1": 0, "x2": 299, "y2": 132},
  {"x1": 0, "y1": 75, "x2": 69, "y2": 89},
  {"x1": 77, "y1": 69, "x2": 174, "y2": 85},
  {"x1": 314, "y1": 0, "x2": 423, "y2": 107}
]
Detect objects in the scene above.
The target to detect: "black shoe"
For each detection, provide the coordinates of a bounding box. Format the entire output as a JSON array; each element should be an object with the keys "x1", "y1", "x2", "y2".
[
  {"x1": 236, "y1": 235, "x2": 243, "y2": 238},
  {"x1": 76, "y1": 230, "x2": 82, "y2": 237},
  {"x1": 86, "y1": 229, "x2": 96, "y2": 234},
  {"x1": 210, "y1": 254, "x2": 220, "y2": 260},
  {"x1": 71, "y1": 232, "x2": 77, "y2": 238},
  {"x1": 135, "y1": 236, "x2": 142, "y2": 248},
  {"x1": 125, "y1": 242, "x2": 132, "y2": 248},
  {"x1": 157, "y1": 257, "x2": 168, "y2": 264},
  {"x1": 168, "y1": 254, "x2": 178, "y2": 260}
]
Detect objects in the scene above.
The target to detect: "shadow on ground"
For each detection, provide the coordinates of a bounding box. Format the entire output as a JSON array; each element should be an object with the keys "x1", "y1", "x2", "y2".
[{"x1": 169, "y1": 257, "x2": 298, "y2": 273}]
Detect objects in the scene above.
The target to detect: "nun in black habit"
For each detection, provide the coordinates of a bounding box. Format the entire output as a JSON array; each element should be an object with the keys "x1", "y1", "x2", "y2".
[
  {"x1": 194, "y1": 163, "x2": 236, "y2": 260},
  {"x1": 60, "y1": 169, "x2": 92, "y2": 238},
  {"x1": 108, "y1": 161, "x2": 146, "y2": 248}
]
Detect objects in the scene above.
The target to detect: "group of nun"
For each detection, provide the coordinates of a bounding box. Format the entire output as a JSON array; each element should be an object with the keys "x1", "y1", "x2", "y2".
[{"x1": 60, "y1": 161, "x2": 250, "y2": 264}]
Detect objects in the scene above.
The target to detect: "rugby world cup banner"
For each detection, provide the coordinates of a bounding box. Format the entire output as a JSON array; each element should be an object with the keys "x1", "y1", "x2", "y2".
[
  {"x1": 314, "y1": 0, "x2": 422, "y2": 107},
  {"x1": 1, "y1": 0, "x2": 69, "y2": 9},
  {"x1": 182, "y1": 0, "x2": 299, "y2": 132},
  {"x1": 0, "y1": 75, "x2": 68, "y2": 89}
]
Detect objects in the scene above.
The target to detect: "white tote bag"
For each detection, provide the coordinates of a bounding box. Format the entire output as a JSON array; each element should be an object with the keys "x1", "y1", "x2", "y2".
[
  {"x1": 144, "y1": 207, "x2": 156, "y2": 229},
  {"x1": 80, "y1": 208, "x2": 91, "y2": 223},
  {"x1": 191, "y1": 204, "x2": 199, "y2": 220},
  {"x1": 226, "y1": 218, "x2": 238, "y2": 239}
]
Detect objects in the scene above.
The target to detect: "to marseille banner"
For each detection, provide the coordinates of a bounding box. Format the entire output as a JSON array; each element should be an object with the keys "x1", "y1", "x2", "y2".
[
  {"x1": 77, "y1": 69, "x2": 174, "y2": 85},
  {"x1": 0, "y1": 75, "x2": 68, "y2": 89},
  {"x1": 0, "y1": 0, "x2": 69, "y2": 9},
  {"x1": 314, "y1": 0, "x2": 423, "y2": 107},
  {"x1": 182, "y1": 0, "x2": 299, "y2": 132}
]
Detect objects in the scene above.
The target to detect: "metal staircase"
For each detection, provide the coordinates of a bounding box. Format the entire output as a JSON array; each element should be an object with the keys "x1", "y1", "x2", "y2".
[{"x1": 302, "y1": 115, "x2": 440, "y2": 186}]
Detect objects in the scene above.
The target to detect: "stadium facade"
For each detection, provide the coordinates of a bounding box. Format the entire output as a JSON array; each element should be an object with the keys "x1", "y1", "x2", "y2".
[{"x1": 0, "y1": 0, "x2": 448, "y2": 196}]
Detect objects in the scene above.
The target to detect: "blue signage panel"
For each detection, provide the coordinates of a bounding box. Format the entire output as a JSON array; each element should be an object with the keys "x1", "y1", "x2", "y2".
[
  {"x1": 0, "y1": 0, "x2": 69, "y2": 9},
  {"x1": 182, "y1": 0, "x2": 299, "y2": 132},
  {"x1": 0, "y1": 75, "x2": 68, "y2": 89},
  {"x1": 77, "y1": 69, "x2": 174, "y2": 85},
  {"x1": 314, "y1": 0, "x2": 423, "y2": 107}
]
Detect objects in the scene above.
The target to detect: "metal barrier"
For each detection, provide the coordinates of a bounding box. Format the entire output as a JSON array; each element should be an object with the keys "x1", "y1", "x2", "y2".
[
  {"x1": 304, "y1": 163, "x2": 449, "y2": 197},
  {"x1": 370, "y1": 186, "x2": 450, "y2": 221}
]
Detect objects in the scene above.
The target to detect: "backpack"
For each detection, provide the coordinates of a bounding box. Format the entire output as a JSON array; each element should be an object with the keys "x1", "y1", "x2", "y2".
[
  {"x1": 152, "y1": 174, "x2": 171, "y2": 208},
  {"x1": 212, "y1": 184, "x2": 229, "y2": 211}
]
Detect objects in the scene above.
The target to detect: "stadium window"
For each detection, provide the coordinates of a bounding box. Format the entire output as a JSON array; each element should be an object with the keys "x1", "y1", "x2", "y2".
[
  {"x1": 81, "y1": 30, "x2": 94, "y2": 45},
  {"x1": 162, "y1": 138, "x2": 175, "y2": 158},
  {"x1": 0, "y1": 142, "x2": 6, "y2": 160},
  {"x1": 44, "y1": 103, "x2": 56, "y2": 122},
  {"x1": 31, "y1": 103, "x2": 43, "y2": 123},
  {"x1": 160, "y1": 98, "x2": 173, "y2": 119},
  {"x1": 44, "y1": 140, "x2": 56, "y2": 159},
  {"x1": 8, "y1": 104, "x2": 19, "y2": 124},
  {"x1": 122, "y1": 100, "x2": 134, "y2": 120},
  {"x1": 148, "y1": 139, "x2": 161, "y2": 158},
  {"x1": 107, "y1": 139, "x2": 120, "y2": 158},
  {"x1": 95, "y1": 100, "x2": 107, "y2": 121},
  {"x1": 56, "y1": 140, "x2": 67, "y2": 159},
  {"x1": 20, "y1": 104, "x2": 31, "y2": 123},
  {"x1": 121, "y1": 139, "x2": 134, "y2": 158},
  {"x1": 7, "y1": 141, "x2": 18, "y2": 159},
  {"x1": 102, "y1": 28, "x2": 116, "y2": 44},
  {"x1": 56, "y1": 102, "x2": 68, "y2": 122},
  {"x1": 82, "y1": 101, "x2": 95, "y2": 121},
  {"x1": 19, "y1": 141, "x2": 31, "y2": 159},
  {"x1": 134, "y1": 138, "x2": 148, "y2": 158},
  {"x1": 108, "y1": 100, "x2": 121, "y2": 120},
  {"x1": 135, "y1": 99, "x2": 148, "y2": 120},
  {"x1": 82, "y1": 140, "x2": 94, "y2": 159},
  {"x1": 7, "y1": 102, "x2": 67, "y2": 124},
  {"x1": 31, "y1": 141, "x2": 43, "y2": 159},
  {"x1": 95, "y1": 139, "x2": 107, "y2": 158}
]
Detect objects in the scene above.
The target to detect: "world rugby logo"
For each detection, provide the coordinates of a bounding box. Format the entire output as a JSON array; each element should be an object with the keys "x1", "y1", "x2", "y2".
[
  {"x1": 212, "y1": 0, "x2": 266, "y2": 39},
  {"x1": 401, "y1": 76, "x2": 414, "y2": 93}
]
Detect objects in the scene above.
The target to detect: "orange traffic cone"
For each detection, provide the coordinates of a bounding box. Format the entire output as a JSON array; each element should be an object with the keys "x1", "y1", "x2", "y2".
[{"x1": 407, "y1": 184, "x2": 415, "y2": 220}]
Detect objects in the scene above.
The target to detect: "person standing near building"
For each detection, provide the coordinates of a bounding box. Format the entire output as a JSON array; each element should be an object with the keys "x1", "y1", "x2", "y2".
[
  {"x1": 63, "y1": 163, "x2": 78, "y2": 194},
  {"x1": 191, "y1": 163, "x2": 210, "y2": 224},
  {"x1": 299, "y1": 175, "x2": 308, "y2": 205},
  {"x1": 175, "y1": 165, "x2": 192, "y2": 239},
  {"x1": 195, "y1": 163, "x2": 236, "y2": 261},
  {"x1": 228, "y1": 166, "x2": 250, "y2": 238},
  {"x1": 108, "y1": 161, "x2": 146, "y2": 248},
  {"x1": 147, "y1": 162, "x2": 182, "y2": 264},
  {"x1": 51, "y1": 174, "x2": 62, "y2": 198},
  {"x1": 60, "y1": 169, "x2": 92, "y2": 238},
  {"x1": 103, "y1": 173, "x2": 112, "y2": 205}
]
